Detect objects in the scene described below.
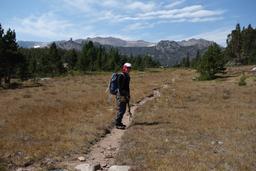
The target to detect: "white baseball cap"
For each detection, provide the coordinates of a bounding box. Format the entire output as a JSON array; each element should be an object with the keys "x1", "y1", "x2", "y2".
[{"x1": 123, "y1": 63, "x2": 132, "y2": 68}]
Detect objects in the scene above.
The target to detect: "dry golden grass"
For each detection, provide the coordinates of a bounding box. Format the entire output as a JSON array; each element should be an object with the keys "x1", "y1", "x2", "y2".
[
  {"x1": 116, "y1": 67, "x2": 256, "y2": 171},
  {"x1": 0, "y1": 70, "x2": 170, "y2": 169}
]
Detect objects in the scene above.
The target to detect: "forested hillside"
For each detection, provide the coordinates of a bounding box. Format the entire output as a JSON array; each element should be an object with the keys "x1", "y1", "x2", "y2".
[{"x1": 0, "y1": 24, "x2": 159, "y2": 88}]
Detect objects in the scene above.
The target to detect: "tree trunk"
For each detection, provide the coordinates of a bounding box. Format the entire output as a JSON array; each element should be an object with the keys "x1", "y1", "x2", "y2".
[{"x1": 4, "y1": 69, "x2": 11, "y2": 88}]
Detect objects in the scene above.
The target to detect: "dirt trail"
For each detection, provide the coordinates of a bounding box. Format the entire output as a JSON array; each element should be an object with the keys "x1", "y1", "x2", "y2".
[
  {"x1": 16, "y1": 88, "x2": 161, "y2": 171},
  {"x1": 64, "y1": 89, "x2": 161, "y2": 170},
  {"x1": 86, "y1": 89, "x2": 161, "y2": 170}
]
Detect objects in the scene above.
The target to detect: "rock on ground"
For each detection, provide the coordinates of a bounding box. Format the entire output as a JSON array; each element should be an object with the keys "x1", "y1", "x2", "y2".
[
  {"x1": 75, "y1": 163, "x2": 101, "y2": 171},
  {"x1": 108, "y1": 165, "x2": 131, "y2": 171}
]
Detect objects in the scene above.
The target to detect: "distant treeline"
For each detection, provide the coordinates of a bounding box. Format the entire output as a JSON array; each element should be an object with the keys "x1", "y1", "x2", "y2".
[
  {"x1": 176, "y1": 24, "x2": 256, "y2": 80},
  {"x1": 0, "y1": 24, "x2": 160, "y2": 87},
  {"x1": 225, "y1": 24, "x2": 256, "y2": 65},
  {"x1": 19, "y1": 41, "x2": 160, "y2": 76}
]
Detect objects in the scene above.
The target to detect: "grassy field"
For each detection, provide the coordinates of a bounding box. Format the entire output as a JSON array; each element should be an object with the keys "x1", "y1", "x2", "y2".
[
  {"x1": 0, "y1": 69, "x2": 170, "y2": 169},
  {"x1": 116, "y1": 67, "x2": 256, "y2": 170}
]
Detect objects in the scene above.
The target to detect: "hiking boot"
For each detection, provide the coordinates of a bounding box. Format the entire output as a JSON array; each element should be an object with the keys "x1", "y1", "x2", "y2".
[
  {"x1": 116, "y1": 125, "x2": 126, "y2": 129},
  {"x1": 116, "y1": 123, "x2": 126, "y2": 129}
]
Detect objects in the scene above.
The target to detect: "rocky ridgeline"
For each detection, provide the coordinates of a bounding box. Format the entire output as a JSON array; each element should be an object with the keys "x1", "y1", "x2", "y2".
[{"x1": 18, "y1": 37, "x2": 214, "y2": 66}]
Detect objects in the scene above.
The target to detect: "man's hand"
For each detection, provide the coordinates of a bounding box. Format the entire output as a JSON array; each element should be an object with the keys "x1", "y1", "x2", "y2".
[
  {"x1": 127, "y1": 100, "x2": 133, "y2": 120},
  {"x1": 120, "y1": 96, "x2": 127, "y2": 102}
]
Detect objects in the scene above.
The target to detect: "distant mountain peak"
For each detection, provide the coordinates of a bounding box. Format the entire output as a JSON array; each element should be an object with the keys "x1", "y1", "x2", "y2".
[
  {"x1": 85, "y1": 37, "x2": 156, "y2": 47},
  {"x1": 178, "y1": 38, "x2": 214, "y2": 47},
  {"x1": 18, "y1": 37, "x2": 215, "y2": 67},
  {"x1": 156, "y1": 40, "x2": 181, "y2": 49}
]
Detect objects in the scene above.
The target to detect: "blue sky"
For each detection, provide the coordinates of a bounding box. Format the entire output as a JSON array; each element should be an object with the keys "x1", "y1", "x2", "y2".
[{"x1": 1, "y1": 0, "x2": 256, "y2": 46}]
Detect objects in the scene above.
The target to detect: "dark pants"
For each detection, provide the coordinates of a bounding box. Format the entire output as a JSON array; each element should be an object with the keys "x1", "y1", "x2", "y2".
[{"x1": 115, "y1": 95, "x2": 127, "y2": 125}]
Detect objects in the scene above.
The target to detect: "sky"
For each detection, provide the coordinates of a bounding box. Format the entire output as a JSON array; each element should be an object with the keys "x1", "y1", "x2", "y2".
[{"x1": 1, "y1": 0, "x2": 256, "y2": 46}]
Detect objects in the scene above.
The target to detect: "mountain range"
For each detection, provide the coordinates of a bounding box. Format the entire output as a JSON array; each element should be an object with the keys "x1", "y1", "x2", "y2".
[{"x1": 18, "y1": 37, "x2": 214, "y2": 66}]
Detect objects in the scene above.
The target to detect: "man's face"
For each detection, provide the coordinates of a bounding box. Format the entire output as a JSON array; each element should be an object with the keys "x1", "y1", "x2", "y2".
[{"x1": 127, "y1": 67, "x2": 131, "y2": 73}]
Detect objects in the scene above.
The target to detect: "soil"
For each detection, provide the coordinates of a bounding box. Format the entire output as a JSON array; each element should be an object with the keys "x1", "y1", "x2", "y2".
[{"x1": 16, "y1": 88, "x2": 161, "y2": 171}]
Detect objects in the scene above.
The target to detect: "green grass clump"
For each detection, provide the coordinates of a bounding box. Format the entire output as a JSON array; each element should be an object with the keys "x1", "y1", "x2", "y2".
[
  {"x1": 239, "y1": 75, "x2": 247, "y2": 86},
  {"x1": 253, "y1": 76, "x2": 256, "y2": 82}
]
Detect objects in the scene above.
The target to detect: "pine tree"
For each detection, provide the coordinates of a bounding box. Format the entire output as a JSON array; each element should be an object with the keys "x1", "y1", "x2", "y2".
[
  {"x1": 185, "y1": 52, "x2": 190, "y2": 67},
  {"x1": 63, "y1": 49, "x2": 78, "y2": 70},
  {"x1": 95, "y1": 46, "x2": 105, "y2": 71},
  {"x1": 197, "y1": 43, "x2": 225, "y2": 80},
  {"x1": 191, "y1": 50, "x2": 200, "y2": 69},
  {"x1": 1, "y1": 28, "x2": 23, "y2": 86},
  {"x1": 107, "y1": 48, "x2": 120, "y2": 71},
  {"x1": 78, "y1": 41, "x2": 97, "y2": 72},
  {"x1": 226, "y1": 23, "x2": 256, "y2": 65},
  {"x1": 242, "y1": 24, "x2": 256, "y2": 64},
  {"x1": 16, "y1": 51, "x2": 28, "y2": 81},
  {"x1": 0, "y1": 24, "x2": 4, "y2": 86},
  {"x1": 226, "y1": 23, "x2": 242, "y2": 64},
  {"x1": 134, "y1": 55, "x2": 144, "y2": 71}
]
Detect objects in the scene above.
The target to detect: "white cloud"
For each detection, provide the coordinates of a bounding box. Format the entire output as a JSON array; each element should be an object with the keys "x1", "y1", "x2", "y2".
[
  {"x1": 190, "y1": 17, "x2": 223, "y2": 23},
  {"x1": 6, "y1": 0, "x2": 227, "y2": 41},
  {"x1": 119, "y1": 5, "x2": 223, "y2": 21},
  {"x1": 56, "y1": 0, "x2": 225, "y2": 27},
  {"x1": 59, "y1": 0, "x2": 156, "y2": 13},
  {"x1": 165, "y1": 0, "x2": 186, "y2": 9},
  {"x1": 188, "y1": 9, "x2": 224, "y2": 18},
  {"x1": 61, "y1": 0, "x2": 94, "y2": 12},
  {"x1": 100, "y1": 0, "x2": 120, "y2": 7},
  {"x1": 10, "y1": 12, "x2": 92, "y2": 40},
  {"x1": 125, "y1": 22, "x2": 155, "y2": 31},
  {"x1": 126, "y1": 1, "x2": 155, "y2": 12}
]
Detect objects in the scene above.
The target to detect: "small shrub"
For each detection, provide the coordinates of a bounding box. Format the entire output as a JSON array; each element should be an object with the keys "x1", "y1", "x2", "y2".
[
  {"x1": 0, "y1": 161, "x2": 7, "y2": 171},
  {"x1": 238, "y1": 75, "x2": 247, "y2": 86},
  {"x1": 197, "y1": 73, "x2": 214, "y2": 81}
]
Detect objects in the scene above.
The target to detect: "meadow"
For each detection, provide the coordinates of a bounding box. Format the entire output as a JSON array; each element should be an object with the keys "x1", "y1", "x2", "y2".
[
  {"x1": 116, "y1": 66, "x2": 256, "y2": 170},
  {"x1": 0, "y1": 69, "x2": 169, "y2": 169},
  {"x1": 0, "y1": 67, "x2": 255, "y2": 170}
]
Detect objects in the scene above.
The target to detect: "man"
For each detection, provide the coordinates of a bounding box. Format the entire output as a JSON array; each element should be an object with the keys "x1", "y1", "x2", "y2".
[{"x1": 115, "y1": 63, "x2": 132, "y2": 129}]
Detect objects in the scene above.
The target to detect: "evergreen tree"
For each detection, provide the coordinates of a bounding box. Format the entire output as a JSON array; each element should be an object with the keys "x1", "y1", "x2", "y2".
[
  {"x1": 48, "y1": 42, "x2": 63, "y2": 76},
  {"x1": 100, "y1": 47, "x2": 108, "y2": 71},
  {"x1": 134, "y1": 55, "x2": 144, "y2": 71},
  {"x1": 0, "y1": 24, "x2": 4, "y2": 86},
  {"x1": 13, "y1": 34, "x2": 160, "y2": 77},
  {"x1": 179, "y1": 53, "x2": 190, "y2": 68},
  {"x1": 191, "y1": 50, "x2": 201, "y2": 69},
  {"x1": 29, "y1": 54, "x2": 39, "y2": 81},
  {"x1": 143, "y1": 55, "x2": 156, "y2": 68},
  {"x1": 226, "y1": 23, "x2": 256, "y2": 65},
  {"x1": 185, "y1": 52, "x2": 190, "y2": 67},
  {"x1": 242, "y1": 24, "x2": 256, "y2": 64},
  {"x1": 197, "y1": 43, "x2": 225, "y2": 80},
  {"x1": 87, "y1": 41, "x2": 97, "y2": 71},
  {"x1": 63, "y1": 49, "x2": 78, "y2": 70},
  {"x1": 1, "y1": 28, "x2": 23, "y2": 86},
  {"x1": 16, "y1": 51, "x2": 28, "y2": 81},
  {"x1": 226, "y1": 23, "x2": 242, "y2": 64},
  {"x1": 78, "y1": 41, "x2": 97, "y2": 71},
  {"x1": 107, "y1": 48, "x2": 120, "y2": 71}
]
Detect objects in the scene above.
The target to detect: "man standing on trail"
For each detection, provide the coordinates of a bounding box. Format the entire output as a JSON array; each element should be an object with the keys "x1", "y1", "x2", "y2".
[{"x1": 115, "y1": 63, "x2": 132, "y2": 129}]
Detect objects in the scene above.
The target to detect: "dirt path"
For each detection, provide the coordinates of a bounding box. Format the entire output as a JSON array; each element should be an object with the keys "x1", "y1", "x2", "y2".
[
  {"x1": 62, "y1": 89, "x2": 161, "y2": 171},
  {"x1": 16, "y1": 88, "x2": 161, "y2": 171},
  {"x1": 85, "y1": 89, "x2": 161, "y2": 170}
]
